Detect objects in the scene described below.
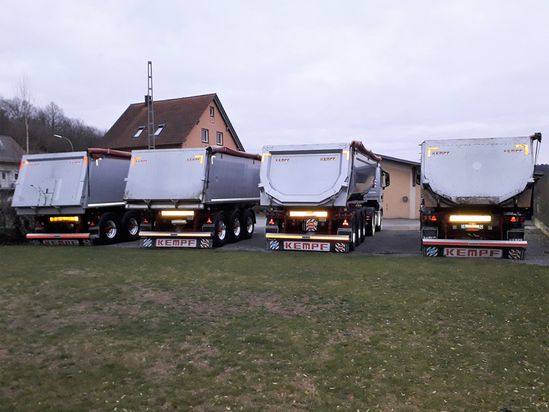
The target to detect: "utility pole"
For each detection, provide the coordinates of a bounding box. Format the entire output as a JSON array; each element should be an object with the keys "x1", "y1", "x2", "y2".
[{"x1": 147, "y1": 61, "x2": 155, "y2": 150}]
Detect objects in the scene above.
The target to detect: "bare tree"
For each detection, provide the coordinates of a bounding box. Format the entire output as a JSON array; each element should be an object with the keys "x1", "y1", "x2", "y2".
[
  {"x1": 15, "y1": 76, "x2": 32, "y2": 153},
  {"x1": 44, "y1": 101, "x2": 64, "y2": 135}
]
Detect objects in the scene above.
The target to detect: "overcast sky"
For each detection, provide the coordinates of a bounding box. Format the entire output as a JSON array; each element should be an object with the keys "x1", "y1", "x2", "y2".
[{"x1": 1, "y1": 0, "x2": 548, "y2": 163}]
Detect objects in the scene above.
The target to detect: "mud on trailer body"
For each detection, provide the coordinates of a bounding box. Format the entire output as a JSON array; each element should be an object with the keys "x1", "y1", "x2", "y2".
[
  {"x1": 124, "y1": 146, "x2": 261, "y2": 248},
  {"x1": 420, "y1": 133, "x2": 542, "y2": 260},
  {"x1": 260, "y1": 141, "x2": 389, "y2": 253},
  {"x1": 12, "y1": 148, "x2": 139, "y2": 245}
]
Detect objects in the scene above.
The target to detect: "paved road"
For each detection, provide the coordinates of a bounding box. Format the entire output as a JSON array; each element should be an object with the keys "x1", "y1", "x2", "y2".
[{"x1": 111, "y1": 217, "x2": 549, "y2": 265}]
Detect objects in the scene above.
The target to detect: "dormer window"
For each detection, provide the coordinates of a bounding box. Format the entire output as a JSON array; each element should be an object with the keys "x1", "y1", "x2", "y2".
[
  {"x1": 133, "y1": 126, "x2": 145, "y2": 138},
  {"x1": 154, "y1": 124, "x2": 165, "y2": 136}
]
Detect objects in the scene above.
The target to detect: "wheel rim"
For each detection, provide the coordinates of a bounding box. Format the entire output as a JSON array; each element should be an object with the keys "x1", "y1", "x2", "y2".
[
  {"x1": 217, "y1": 221, "x2": 226, "y2": 241},
  {"x1": 104, "y1": 220, "x2": 117, "y2": 239},
  {"x1": 352, "y1": 228, "x2": 356, "y2": 245},
  {"x1": 246, "y1": 217, "x2": 254, "y2": 234},
  {"x1": 233, "y1": 218, "x2": 241, "y2": 237},
  {"x1": 127, "y1": 217, "x2": 139, "y2": 236}
]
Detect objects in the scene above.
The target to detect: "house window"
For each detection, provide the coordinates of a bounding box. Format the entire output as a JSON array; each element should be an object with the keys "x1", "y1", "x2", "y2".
[
  {"x1": 210, "y1": 106, "x2": 215, "y2": 118},
  {"x1": 133, "y1": 126, "x2": 145, "y2": 138},
  {"x1": 216, "y1": 131, "x2": 223, "y2": 146},
  {"x1": 154, "y1": 124, "x2": 165, "y2": 136},
  {"x1": 201, "y1": 128, "x2": 209, "y2": 143},
  {"x1": 1, "y1": 172, "x2": 6, "y2": 180},
  {"x1": 14, "y1": 172, "x2": 18, "y2": 180}
]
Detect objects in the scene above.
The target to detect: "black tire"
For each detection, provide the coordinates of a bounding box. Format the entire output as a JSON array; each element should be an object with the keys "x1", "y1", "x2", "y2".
[
  {"x1": 366, "y1": 220, "x2": 375, "y2": 237},
  {"x1": 213, "y1": 212, "x2": 229, "y2": 247},
  {"x1": 375, "y1": 210, "x2": 383, "y2": 232},
  {"x1": 349, "y1": 217, "x2": 357, "y2": 251},
  {"x1": 365, "y1": 209, "x2": 375, "y2": 237},
  {"x1": 359, "y1": 210, "x2": 366, "y2": 243},
  {"x1": 356, "y1": 215, "x2": 362, "y2": 245},
  {"x1": 241, "y1": 209, "x2": 255, "y2": 240},
  {"x1": 121, "y1": 211, "x2": 140, "y2": 241},
  {"x1": 98, "y1": 212, "x2": 121, "y2": 244},
  {"x1": 228, "y1": 209, "x2": 242, "y2": 243}
]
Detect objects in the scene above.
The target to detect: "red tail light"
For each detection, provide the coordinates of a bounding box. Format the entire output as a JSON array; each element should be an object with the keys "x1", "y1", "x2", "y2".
[
  {"x1": 268, "y1": 218, "x2": 275, "y2": 225},
  {"x1": 143, "y1": 218, "x2": 149, "y2": 224},
  {"x1": 430, "y1": 215, "x2": 438, "y2": 222},
  {"x1": 342, "y1": 219, "x2": 349, "y2": 227},
  {"x1": 206, "y1": 217, "x2": 212, "y2": 224},
  {"x1": 510, "y1": 216, "x2": 517, "y2": 223}
]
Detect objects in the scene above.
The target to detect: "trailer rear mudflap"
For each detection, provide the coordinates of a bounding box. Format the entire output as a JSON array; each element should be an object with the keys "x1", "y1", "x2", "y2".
[
  {"x1": 139, "y1": 231, "x2": 213, "y2": 249},
  {"x1": 26, "y1": 233, "x2": 94, "y2": 246},
  {"x1": 422, "y1": 238, "x2": 527, "y2": 260},
  {"x1": 265, "y1": 233, "x2": 351, "y2": 253}
]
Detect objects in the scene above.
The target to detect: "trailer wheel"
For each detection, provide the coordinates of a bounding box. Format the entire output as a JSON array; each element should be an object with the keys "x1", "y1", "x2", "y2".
[
  {"x1": 213, "y1": 212, "x2": 228, "y2": 247},
  {"x1": 98, "y1": 212, "x2": 120, "y2": 244},
  {"x1": 241, "y1": 209, "x2": 255, "y2": 239},
  {"x1": 356, "y1": 215, "x2": 363, "y2": 245},
  {"x1": 349, "y1": 218, "x2": 357, "y2": 251},
  {"x1": 359, "y1": 211, "x2": 366, "y2": 243},
  {"x1": 366, "y1": 221, "x2": 375, "y2": 237},
  {"x1": 365, "y1": 208, "x2": 375, "y2": 237},
  {"x1": 375, "y1": 210, "x2": 383, "y2": 232},
  {"x1": 121, "y1": 211, "x2": 140, "y2": 241},
  {"x1": 229, "y1": 209, "x2": 242, "y2": 243}
]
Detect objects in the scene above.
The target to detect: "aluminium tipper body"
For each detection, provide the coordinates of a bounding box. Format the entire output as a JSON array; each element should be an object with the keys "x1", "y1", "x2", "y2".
[
  {"x1": 260, "y1": 141, "x2": 380, "y2": 207},
  {"x1": 12, "y1": 149, "x2": 130, "y2": 215},
  {"x1": 124, "y1": 147, "x2": 261, "y2": 209},
  {"x1": 421, "y1": 136, "x2": 538, "y2": 206}
]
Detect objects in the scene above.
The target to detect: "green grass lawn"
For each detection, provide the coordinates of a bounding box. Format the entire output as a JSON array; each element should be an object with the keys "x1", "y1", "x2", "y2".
[{"x1": 0, "y1": 247, "x2": 547, "y2": 411}]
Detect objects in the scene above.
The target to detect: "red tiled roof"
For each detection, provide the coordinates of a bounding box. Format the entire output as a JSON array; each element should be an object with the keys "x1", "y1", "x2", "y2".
[{"x1": 101, "y1": 93, "x2": 243, "y2": 151}]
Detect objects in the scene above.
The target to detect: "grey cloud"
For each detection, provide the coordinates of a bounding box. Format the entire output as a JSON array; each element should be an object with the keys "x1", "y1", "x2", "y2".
[{"x1": 0, "y1": 0, "x2": 547, "y2": 162}]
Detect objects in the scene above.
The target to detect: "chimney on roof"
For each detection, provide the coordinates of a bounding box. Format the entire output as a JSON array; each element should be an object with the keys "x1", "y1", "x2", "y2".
[{"x1": 144, "y1": 95, "x2": 150, "y2": 106}]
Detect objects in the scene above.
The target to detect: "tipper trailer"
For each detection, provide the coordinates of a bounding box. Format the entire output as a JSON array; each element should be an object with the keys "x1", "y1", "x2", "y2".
[
  {"x1": 260, "y1": 141, "x2": 389, "y2": 253},
  {"x1": 12, "y1": 148, "x2": 139, "y2": 245},
  {"x1": 420, "y1": 133, "x2": 542, "y2": 260},
  {"x1": 124, "y1": 146, "x2": 261, "y2": 249}
]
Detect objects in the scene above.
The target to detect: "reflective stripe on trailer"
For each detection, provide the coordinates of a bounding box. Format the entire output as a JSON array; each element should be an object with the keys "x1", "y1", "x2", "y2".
[
  {"x1": 265, "y1": 233, "x2": 351, "y2": 243},
  {"x1": 139, "y1": 231, "x2": 212, "y2": 238},
  {"x1": 26, "y1": 233, "x2": 91, "y2": 239},
  {"x1": 422, "y1": 238, "x2": 527, "y2": 248}
]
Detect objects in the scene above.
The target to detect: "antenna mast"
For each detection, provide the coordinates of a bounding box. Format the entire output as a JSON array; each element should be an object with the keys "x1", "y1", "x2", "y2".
[{"x1": 147, "y1": 61, "x2": 155, "y2": 149}]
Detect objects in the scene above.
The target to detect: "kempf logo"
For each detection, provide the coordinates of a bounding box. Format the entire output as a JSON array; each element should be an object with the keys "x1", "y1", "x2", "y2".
[
  {"x1": 504, "y1": 144, "x2": 529, "y2": 155},
  {"x1": 156, "y1": 238, "x2": 197, "y2": 248},
  {"x1": 284, "y1": 241, "x2": 330, "y2": 252},
  {"x1": 444, "y1": 248, "x2": 502, "y2": 258},
  {"x1": 427, "y1": 147, "x2": 450, "y2": 157}
]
